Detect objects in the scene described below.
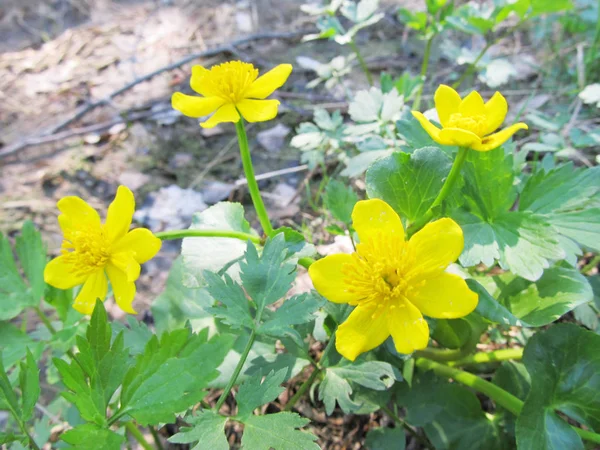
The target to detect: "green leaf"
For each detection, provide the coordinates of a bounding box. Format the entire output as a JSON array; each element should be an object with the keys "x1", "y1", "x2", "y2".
[
  {"x1": 472, "y1": 266, "x2": 592, "y2": 327},
  {"x1": 120, "y1": 329, "x2": 233, "y2": 425},
  {"x1": 240, "y1": 412, "x2": 320, "y2": 450},
  {"x1": 573, "y1": 303, "x2": 598, "y2": 331},
  {"x1": 181, "y1": 202, "x2": 257, "y2": 288},
  {"x1": 462, "y1": 147, "x2": 516, "y2": 220},
  {"x1": 111, "y1": 317, "x2": 153, "y2": 356},
  {"x1": 516, "y1": 324, "x2": 600, "y2": 450},
  {"x1": 0, "y1": 323, "x2": 44, "y2": 370},
  {"x1": 324, "y1": 180, "x2": 358, "y2": 224},
  {"x1": 235, "y1": 369, "x2": 286, "y2": 421},
  {"x1": 0, "y1": 433, "x2": 22, "y2": 445},
  {"x1": 61, "y1": 424, "x2": 124, "y2": 450},
  {"x1": 151, "y1": 257, "x2": 216, "y2": 334},
  {"x1": 169, "y1": 410, "x2": 229, "y2": 450},
  {"x1": 531, "y1": 0, "x2": 573, "y2": 16},
  {"x1": 258, "y1": 293, "x2": 325, "y2": 338},
  {"x1": 319, "y1": 368, "x2": 359, "y2": 414},
  {"x1": 492, "y1": 361, "x2": 531, "y2": 439},
  {"x1": 204, "y1": 271, "x2": 254, "y2": 330},
  {"x1": 366, "y1": 147, "x2": 453, "y2": 223},
  {"x1": 333, "y1": 361, "x2": 400, "y2": 390},
  {"x1": 0, "y1": 237, "x2": 36, "y2": 321},
  {"x1": 365, "y1": 427, "x2": 406, "y2": 450},
  {"x1": 399, "y1": 373, "x2": 506, "y2": 450},
  {"x1": 457, "y1": 210, "x2": 564, "y2": 281},
  {"x1": 0, "y1": 353, "x2": 21, "y2": 417},
  {"x1": 15, "y1": 221, "x2": 47, "y2": 303},
  {"x1": 240, "y1": 234, "x2": 296, "y2": 313},
  {"x1": 19, "y1": 349, "x2": 40, "y2": 422}
]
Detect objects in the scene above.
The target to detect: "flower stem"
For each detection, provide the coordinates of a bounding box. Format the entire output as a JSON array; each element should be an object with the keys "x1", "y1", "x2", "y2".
[
  {"x1": 125, "y1": 422, "x2": 154, "y2": 450},
  {"x1": 284, "y1": 367, "x2": 321, "y2": 411},
  {"x1": 155, "y1": 229, "x2": 261, "y2": 244},
  {"x1": 235, "y1": 119, "x2": 274, "y2": 237},
  {"x1": 412, "y1": 34, "x2": 435, "y2": 111},
  {"x1": 448, "y1": 348, "x2": 523, "y2": 367},
  {"x1": 415, "y1": 358, "x2": 600, "y2": 445},
  {"x1": 406, "y1": 146, "x2": 469, "y2": 237},
  {"x1": 349, "y1": 38, "x2": 373, "y2": 86},
  {"x1": 214, "y1": 330, "x2": 256, "y2": 412}
]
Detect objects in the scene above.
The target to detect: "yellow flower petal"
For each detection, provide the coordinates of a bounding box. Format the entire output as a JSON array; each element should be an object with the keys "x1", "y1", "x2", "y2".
[
  {"x1": 171, "y1": 92, "x2": 225, "y2": 118},
  {"x1": 44, "y1": 255, "x2": 87, "y2": 289},
  {"x1": 409, "y1": 218, "x2": 464, "y2": 275},
  {"x1": 236, "y1": 99, "x2": 280, "y2": 123},
  {"x1": 459, "y1": 91, "x2": 485, "y2": 117},
  {"x1": 308, "y1": 253, "x2": 362, "y2": 304},
  {"x1": 109, "y1": 252, "x2": 140, "y2": 282},
  {"x1": 351, "y1": 199, "x2": 404, "y2": 244},
  {"x1": 111, "y1": 228, "x2": 161, "y2": 264},
  {"x1": 106, "y1": 263, "x2": 137, "y2": 314},
  {"x1": 57, "y1": 196, "x2": 100, "y2": 229},
  {"x1": 471, "y1": 122, "x2": 529, "y2": 152},
  {"x1": 439, "y1": 128, "x2": 481, "y2": 147},
  {"x1": 104, "y1": 186, "x2": 134, "y2": 244},
  {"x1": 244, "y1": 64, "x2": 293, "y2": 99},
  {"x1": 483, "y1": 91, "x2": 508, "y2": 135},
  {"x1": 200, "y1": 103, "x2": 240, "y2": 128},
  {"x1": 411, "y1": 111, "x2": 444, "y2": 144},
  {"x1": 434, "y1": 84, "x2": 462, "y2": 127},
  {"x1": 336, "y1": 303, "x2": 390, "y2": 361},
  {"x1": 73, "y1": 270, "x2": 107, "y2": 315},
  {"x1": 409, "y1": 273, "x2": 478, "y2": 319},
  {"x1": 387, "y1": 301, "x2": 429, "y2": 354},
  {"x1": 190, "y1": 65, "x2": 211, "y2": 96}
]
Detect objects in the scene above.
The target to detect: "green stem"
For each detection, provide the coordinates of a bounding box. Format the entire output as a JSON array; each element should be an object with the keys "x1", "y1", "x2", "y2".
[
  {"x1": 582, "y1": 254, "x2": 600, "y2": 274},
  {"x1": 448, "y1": 348, "x2": 523, "y2": 367},
  {"x1": 235, "y1": 118, "x2": 274, "y2": 236},
  {"x1": 416, "y1": 358, "x2": 600, "y2": 445},
  {"x1": 298, "y1": 257, "x2": 315, "y2": 269},
  {"x1": 214, "y1": 330, "x2": 256, "y2": 412},
  {"x1": 125, "y1": 422, "x2": 154, "y2": 450},
  {"x1": 380, "y1": 404, "x2": 433, "y2": 450},
  {"x1": 412, "y1": 34, "x2": 435, "y2": 111},
  {"x1": 155, "y1": 229, "x2": 261, "y2": 244},
  {"x1": 149, "y1": 426, "x2": 164, "y2": 450},
  {"x1": 349, "y1": 38, "x2": 373, "y2": 85},
  {"x1": 284, "y1": 368, "x2": 321, "y2": 411},
  {"x1": 407, "y1": 146, "x2": 469, "y2": 237},
  {"x1": 414, "y1": 346, "x2": 472, "y2": 362}
]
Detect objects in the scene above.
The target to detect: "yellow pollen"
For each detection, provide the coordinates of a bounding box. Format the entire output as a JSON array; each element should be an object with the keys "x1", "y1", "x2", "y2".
[
  {"x1": 341, "y1": 232, "x2": 424, "y2": 318},
  {"x1": 199, "y1": 61, "x2": 258, "y2": 103},
  {"x1": 447, "y1": 113, "x2": 487, "y2": 137},
  {"x1": 61, "y1": 225, "x2": 111, "y2": 276}
]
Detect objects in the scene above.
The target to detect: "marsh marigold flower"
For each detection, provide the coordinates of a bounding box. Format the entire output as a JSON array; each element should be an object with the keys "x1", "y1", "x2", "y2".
[
  {"x1": 412, "y1": 85, "x2": 528, "y2": 152},
  {"x1": 309, "y1": 199, "x2": 478, "y2": 361},
  {"x1": 171, "y1": 61, "x2": 292, "y2": 128},
  {"x1": 44, "y1": 186, "x2": 161, "y2": 315}
]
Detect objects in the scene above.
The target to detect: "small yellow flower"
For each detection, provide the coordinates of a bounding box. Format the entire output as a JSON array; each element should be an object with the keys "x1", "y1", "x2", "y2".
[
  {"x1": 412, "y1": 85, "x2": 528, "y2": 152},
  {"x1": 308, "y1": 199, "x2": 478, "y2": 361},
  {"x1": 44, "y1": 186, "x2": 161, "y2": 315},
  {"x1": 171, "y1": 61, "x2": 292, "y2": 128}
]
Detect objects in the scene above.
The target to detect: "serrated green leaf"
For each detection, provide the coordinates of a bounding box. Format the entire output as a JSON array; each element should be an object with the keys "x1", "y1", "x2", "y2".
[
  {"x1": 457, "y1": 210, "x2": 564, "y2": 281},
  {"x1": 19, "y1": 349, "x2": 40, "y2": 422},
  {"x1": 181, "y1": 202, "x2": 257, "y2": 288},
  {"x1": 120, "y1": 329, "x2": 233, "y2": 425},
  {"x1": 151, "y1": 257, "x2": 216, "y2": 334},
  {"x1": 516, "y1": 324, "x2": 600, "y2": 450},
  {"x1": 365, "y1": 427, "x2": 406, "y2": 450},
  {"x1": 0, "y1": 236, "x2": 35, "y2": 321},
  {"x1": 240, "y1": 412, "x2": 320, "y2": 450},
  {"x1": 169, "y1": 410, "x2": 229, "y2": 450},
  {"x1": 258, "y1": 293, "x2": 325, "y2": 338},
  {"x1": 111, "y1": 316, "x2": 153, "y2": 356},
  {"x1": 319, "y1": 368, "x2": 359, "y2": 414},
  {"x1": 204, "y1": 271, "x2": 254, "y2": 330},
  {"x1": 366, "y1": 147, "x2": 453, "y2": 223},
  {"x1": 240, "y1": 235, "x2": 296, "y2": 313},
  {"x1": 334, "y1": 361, "x2": 400, "y2": 390},
  {"x1": 236, "y1": 369, "x2": 286, "y2": 420},
  {"x1": 61, "y1": 424, "x2": 124, "y2": 449},
  {"x1": 324, "y1": 180, "x2": 358, "y2": 224},
  {"x1": 15, "y1": 221, "x2": 46, "y2": 303}
]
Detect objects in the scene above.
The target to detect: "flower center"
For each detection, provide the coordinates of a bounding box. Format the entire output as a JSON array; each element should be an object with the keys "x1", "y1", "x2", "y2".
[
  {"x1": 201, "y1": 61, "x2": 258, "y2": 103},
  {"x1": 341, "y1": 234, "x2": 424, "y2": 319},
  {"x1": 447, "y1": 113, "x2": 487, "y2": 137},
  {"x1": 61, "y1": 226, "x2": 111, "y2": 275}
]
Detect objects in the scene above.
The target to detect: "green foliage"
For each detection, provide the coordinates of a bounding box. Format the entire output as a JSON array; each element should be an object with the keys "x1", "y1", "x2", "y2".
[
  {"x1": 0, "y1": 221, "x2": 46, "y2": 320},
  {"x1": 257, "y1": 293, "x2": 325, "y2": 339},
  {"x1": 365, "y1": 427, "x2": 406, "y2": 450},
  {"x1": 235, "y1": 370, "x2": 287, "y2": 420},
  {"x1": 169, "y1": 410, "x2": 229, "y2": 450},
  {"x1": 0, "y1": 349, "x2": 40, "y2": 424},
  {"x1": 240, "y1": 412, "x2": 320, "y2": 450},
  {"x1": 61, "y1": 424, "x2": 124, "y2": 450},
  {"x1": 366, "y1": 147, "x2": 453, "y2": 223},
  {"x1": 517, "y1": 324, "x2": 600, "y2": 449},
  {"x1": 324, "y1": 179, "x2": 358, "y2": 224}
]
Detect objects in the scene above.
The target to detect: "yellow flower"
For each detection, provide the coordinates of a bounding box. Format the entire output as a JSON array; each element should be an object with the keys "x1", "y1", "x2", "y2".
[
  {"x1": 412, "y1": 85, "x2": 528, "y2": 152},
  {"x1": 44, "y1": 186, "x2": 161, "y2": 315},
  {"x1": 171, "y1": 61, "x2": 292, "y2": 128},
  {"x1": 308, "y1": 199, "x2": 478, "y2": 361}
]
